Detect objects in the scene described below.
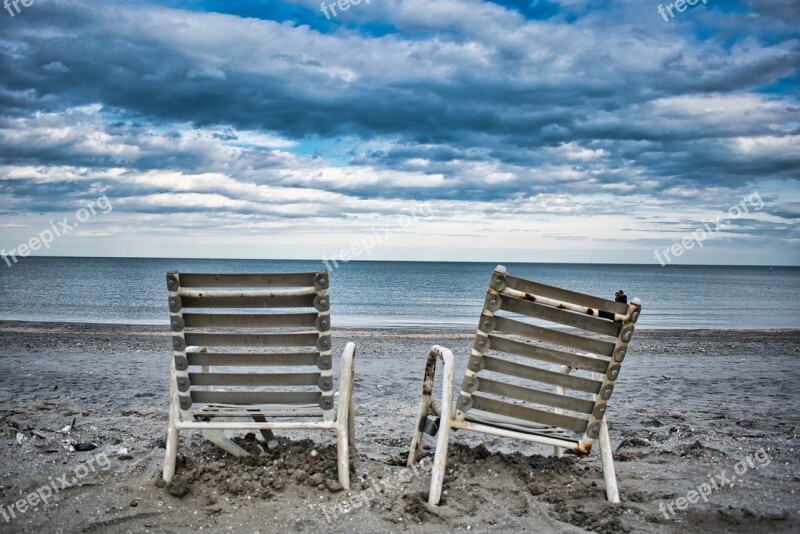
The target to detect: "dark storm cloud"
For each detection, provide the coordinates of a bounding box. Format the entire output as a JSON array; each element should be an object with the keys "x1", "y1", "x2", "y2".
[{"x1": 1, "y1": 1, "x2": 796, "y2": 164}]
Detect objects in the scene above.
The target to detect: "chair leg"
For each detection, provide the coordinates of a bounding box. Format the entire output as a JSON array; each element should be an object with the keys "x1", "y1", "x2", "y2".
[
  {"x1": 347, "y1": 393, "x2": 357, "y2": 458},
  {"x1": 598, "y1": 418, "x2": 620, "y2": 503},
  {"x1": 163, "y1": 366, "x2": 179, "y2": 482},
  {"x1": 336, "y1": 424, "x2": 350, "y2": 490},
  {"x1": 163, "y1": 423, "x2": 179, "y2": 482},
  {"x1": 408, "y1": 400, "x2": 429, "y2": 467},
  {"x1": 202, "y1": 429, "x2": 250, "y2": 457},
  {"x1": 336, "y1": 342, "x2": 356, "y2": 490},
  {"x1": 252, "y1": 415, "x2": 275, "y2": 444},
  {"x1": 428, "y1": 417, "x2": 452, "y2": 505},
  {"x1": 334, "y1": 391, "x2": 351, "y2": 491}
]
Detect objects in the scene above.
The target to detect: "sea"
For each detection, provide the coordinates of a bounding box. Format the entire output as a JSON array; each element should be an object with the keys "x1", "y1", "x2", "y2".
[{"x1": 0, "y1": 257, "x2": 798, "y2": 330}]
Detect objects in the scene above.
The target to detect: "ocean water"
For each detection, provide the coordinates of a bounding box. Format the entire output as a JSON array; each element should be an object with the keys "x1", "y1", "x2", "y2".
[{"x1": 0, "y1": 257, "x2": 798, "y2": 329}]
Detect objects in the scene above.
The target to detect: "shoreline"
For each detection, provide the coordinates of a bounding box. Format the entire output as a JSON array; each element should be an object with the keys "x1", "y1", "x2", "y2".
[
  {"x1": 2, "y1": 319, "x2": 798, "y2": 332},
  {"x1": 0, "y1": 322, "x2": 798, "y2": 532}
]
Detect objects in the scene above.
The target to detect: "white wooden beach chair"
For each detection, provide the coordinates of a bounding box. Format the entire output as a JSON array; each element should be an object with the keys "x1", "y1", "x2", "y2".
[
  {"x1": 408, "y1": 265, "x2": 642, "y2": 505},
  {"x1": 163, "y1": 271, "x2": 356, "y2": 490}
]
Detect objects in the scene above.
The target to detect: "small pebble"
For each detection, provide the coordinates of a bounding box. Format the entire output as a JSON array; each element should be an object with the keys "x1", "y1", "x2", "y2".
[{"x1": 325, "y1": 479, "x2": 344, "y2": 493}]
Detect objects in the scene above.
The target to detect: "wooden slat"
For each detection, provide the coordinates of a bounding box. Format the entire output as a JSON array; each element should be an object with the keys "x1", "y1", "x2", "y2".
[
  {"x1": 477, "y1": 377, "x2": 595, "y2": 414},
  {"x1": 187, "y1": 352, "x2": 319, "y2": 367},
  {"x1": 179, "y1": 272, "x2": 317, "y2": 288},
  {"x1": 180, "y1": 294, "x2": 316, "y2": 309},
  {"x1": 483, "y1": 355, "x2": 602, "y2": 394},
  {"x1": 183, "y1": 313, "x2": 318, "y2": 329},
  {"x1": 505, "y1": 275, "x2": 628, "y2": 315},
  {"x1": 471, "y1": 394, "x2": 589, "y2": 433},
  {"x1": 501, "y1": 296, "x2": 621, "y2": 337},
  {"x1": 188, "y1": 372, "x2": 320, "y2": 387},
  {"x1": 494, "y1": 315, "x2": 616, "y2": 356},
  {"x1": 488, "y1": 336, "x2": 609, "y2": 374},
  {"x1": 194, "y1": 407, "x2": 323, "y2": 418},
  {"x1": 191, "y1": 390, "x2": 322, "y2": 405},
  {"x1": 184, "y1": 332, "x2": 318, "y2": 348}
]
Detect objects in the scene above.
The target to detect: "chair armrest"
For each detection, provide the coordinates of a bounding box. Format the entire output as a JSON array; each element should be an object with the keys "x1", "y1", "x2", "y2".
[{"x1": 407, "y1": 345, "x2": 454, "y2": 466}]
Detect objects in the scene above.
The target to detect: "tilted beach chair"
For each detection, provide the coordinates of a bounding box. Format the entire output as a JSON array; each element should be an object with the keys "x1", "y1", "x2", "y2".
[
  {"x1": 408, "y1": 265, "x2": 642, "y2": 505},
  {"x1": 163, "y1": 271, "x2": 356, "y2": 489}
]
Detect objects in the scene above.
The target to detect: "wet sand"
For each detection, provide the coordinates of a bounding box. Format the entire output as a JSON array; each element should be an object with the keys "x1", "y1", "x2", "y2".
[{"x1": 0, "y1": 322, "x2": 798, "y2": 533}]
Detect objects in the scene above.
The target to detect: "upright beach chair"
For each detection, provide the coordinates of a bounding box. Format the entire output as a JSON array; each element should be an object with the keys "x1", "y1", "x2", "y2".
[
  {"x1": 163, "y1": 271, "x2": 356, "y2": 490},
  {"x1": 408, "y1": 265, "x2": 641, "y2": 505}
]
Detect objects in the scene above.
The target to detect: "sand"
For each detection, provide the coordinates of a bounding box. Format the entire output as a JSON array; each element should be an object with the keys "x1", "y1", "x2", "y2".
[{"x1": 0, "y1": 321, "x2": 798, "y2": 533}]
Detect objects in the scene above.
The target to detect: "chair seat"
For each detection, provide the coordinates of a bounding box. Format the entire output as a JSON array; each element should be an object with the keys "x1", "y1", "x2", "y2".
[
  {"x1": 463, "y1": 409, "x2": 577, "y2": 443},
  {"x1": 193, "y1": 402, "x2": 325, "y2": 419}
]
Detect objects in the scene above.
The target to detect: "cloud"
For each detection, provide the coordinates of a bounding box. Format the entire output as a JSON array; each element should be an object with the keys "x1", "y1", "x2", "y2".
[{"x1": 0, "y1": 0, "x2": 797, "y2": 264}]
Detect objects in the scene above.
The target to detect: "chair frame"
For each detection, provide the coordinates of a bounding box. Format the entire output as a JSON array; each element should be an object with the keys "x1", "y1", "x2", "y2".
[
  {"x1": 408, "y1": 265, "x2": 642, "y2": 505},
  {"x1": 162, "y1": 271, "x2": 356, "y2": 490}
]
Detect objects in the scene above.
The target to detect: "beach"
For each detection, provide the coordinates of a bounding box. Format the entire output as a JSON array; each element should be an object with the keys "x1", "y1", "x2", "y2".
[{"x1": 0, "y1": 321, "x2": 798, "y2": 533}]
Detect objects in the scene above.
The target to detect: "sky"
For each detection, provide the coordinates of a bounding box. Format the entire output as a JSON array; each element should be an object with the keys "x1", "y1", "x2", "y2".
[{"x1": 0, "y1": 0, "x2": 798, "y2": 266}]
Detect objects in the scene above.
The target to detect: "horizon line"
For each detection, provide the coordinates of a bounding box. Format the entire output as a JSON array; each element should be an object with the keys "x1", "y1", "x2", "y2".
[{"x1": 2, "y1": 254, "x2": 798, "y2": 268}]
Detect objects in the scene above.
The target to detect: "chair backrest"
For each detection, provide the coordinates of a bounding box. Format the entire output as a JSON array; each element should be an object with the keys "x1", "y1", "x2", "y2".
[
  {"x1": 456, "y1": 265, "x2": 641, "y2": 448},
  {"x1": 166, "y1": 271, "x2": 334, "y2": 417}
]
